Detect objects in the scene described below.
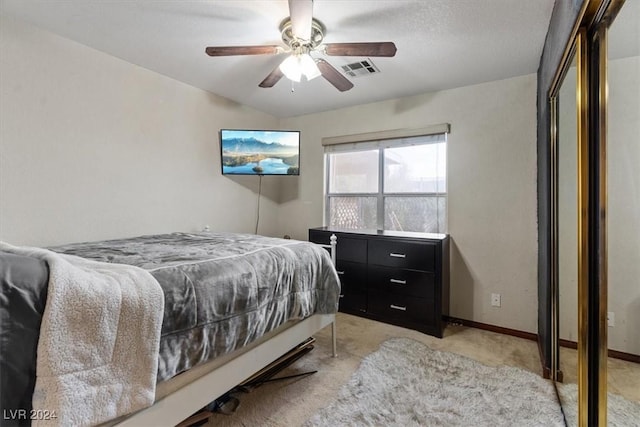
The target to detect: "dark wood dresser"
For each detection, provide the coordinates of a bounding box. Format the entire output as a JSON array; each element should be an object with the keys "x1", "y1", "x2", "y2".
[{"x1": 309, "y1": 226, "x2": 450, "y2": 338}]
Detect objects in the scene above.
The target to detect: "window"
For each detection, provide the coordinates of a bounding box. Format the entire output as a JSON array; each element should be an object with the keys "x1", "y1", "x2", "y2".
[{"x1": 325, "y1": 132, "x2": 447, "y2": 233}]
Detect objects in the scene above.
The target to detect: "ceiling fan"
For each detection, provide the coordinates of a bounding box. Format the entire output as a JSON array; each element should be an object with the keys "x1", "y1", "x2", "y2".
[{"x1": 205, "y1": 0, "x2": 397, "y2": 92}]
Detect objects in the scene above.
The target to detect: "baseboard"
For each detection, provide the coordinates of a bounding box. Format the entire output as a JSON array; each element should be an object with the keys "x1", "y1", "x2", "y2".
[
  {"x1": 559, "y1": 338, "x2": 578, "y2": 349},
  {"x1": 444, "y1": 316, "x2": 537, "y2": 341},
  {"x1": 559, "y1": 338, "x2": 640, "y2": 364},
  {"x1": 608, "y1": 349, "x2": 639, "y2": 363},
  {"x1": 445, "y1": 317, "x2": 639, "y2": 368}
]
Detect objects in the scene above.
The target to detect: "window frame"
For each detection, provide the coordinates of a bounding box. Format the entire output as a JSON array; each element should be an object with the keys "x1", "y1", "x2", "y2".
[{"x1": 324, "y1": 132, "x2": 448, "y2": 233}]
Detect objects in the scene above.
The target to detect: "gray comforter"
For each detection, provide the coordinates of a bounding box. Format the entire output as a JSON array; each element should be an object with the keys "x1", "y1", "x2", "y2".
[{"x1": 49, "y1": 232, "x2": 340, "y2": 381}]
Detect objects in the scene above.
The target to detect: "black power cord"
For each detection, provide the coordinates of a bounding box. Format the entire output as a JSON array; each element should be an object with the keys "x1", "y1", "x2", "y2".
[{"x1": 255, "y1": 174, "x2": 262, "y2": 234}]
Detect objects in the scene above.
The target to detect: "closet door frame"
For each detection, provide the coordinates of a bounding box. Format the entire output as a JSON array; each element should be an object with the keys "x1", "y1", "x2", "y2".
[{"x1": 548, "y1": 0, "x2": 625, "y2": 425}]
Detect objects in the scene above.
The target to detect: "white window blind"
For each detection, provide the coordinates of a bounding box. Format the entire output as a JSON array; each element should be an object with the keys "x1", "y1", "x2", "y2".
[{"x1": 324, "y1": 126, "x2": 448, "y2": 233}]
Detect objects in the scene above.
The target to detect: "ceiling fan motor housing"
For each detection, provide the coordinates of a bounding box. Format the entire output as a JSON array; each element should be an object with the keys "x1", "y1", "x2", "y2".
[{"x1": 280, "y1": 18, "x2": 325, "y2": 51}]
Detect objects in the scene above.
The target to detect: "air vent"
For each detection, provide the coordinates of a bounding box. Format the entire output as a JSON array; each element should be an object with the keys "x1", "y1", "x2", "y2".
[{"x1": 341, "y1": 59, "x2": 380, "y2": 78}]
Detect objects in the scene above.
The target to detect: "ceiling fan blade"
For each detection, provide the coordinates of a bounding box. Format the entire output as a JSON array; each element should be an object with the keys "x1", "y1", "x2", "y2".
[
  {"x1": 205, "y1": 45, "x2": 281, "y2": 56},
  {"x1": 258, "y1": 66, "x2": 284, "y2": 88},
  {"x1": 316, "y1": 59, "x2": 353, "y2": 92},
  {"x1": 324, "y1": 42, "x2": 397, "y2": 57},
  {"x1": 288, "y1": 0, "x2": 313, "y2": 40}
]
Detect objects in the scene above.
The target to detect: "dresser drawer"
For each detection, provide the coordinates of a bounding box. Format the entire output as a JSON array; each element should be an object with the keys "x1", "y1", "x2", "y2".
[
  {"x1": 309, "y1": 231, "x2": 367, "y2": 264},
  {"x1": 336, "y1": 261, "x2": 367, "y2": 292},
  {"x1": 368, "y1": 265, "x2": 435, "y2": 299},
  {"x1": 339, "y1": 289, "x2": 367, "y2": 314},
  {"x1": 368, "y1": 239, "x2": 436, "y2": 271},
  {"x1": 336, "y1": 237, "x2": 367, "y2": 263},
  {"x1": 368, "y1": 291, "x2": 435, "y2": 325}
]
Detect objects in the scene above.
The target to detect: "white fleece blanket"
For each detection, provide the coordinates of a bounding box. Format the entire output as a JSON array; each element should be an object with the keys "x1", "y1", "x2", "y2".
[{"x1": 0, "y1": 242, "x2": 164, "y2": 427}]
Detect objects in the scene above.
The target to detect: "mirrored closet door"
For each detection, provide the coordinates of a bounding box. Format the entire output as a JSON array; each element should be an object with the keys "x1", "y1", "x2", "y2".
[
  {"x1": 550, "y1": 0, "x2": 640, "y2": 424},
  {"x1": 557, "y1": 53, "x2": 578, "y2": 389},
  {"x1": 605, "y1": 0, "x2": 640, "y2": 407}
]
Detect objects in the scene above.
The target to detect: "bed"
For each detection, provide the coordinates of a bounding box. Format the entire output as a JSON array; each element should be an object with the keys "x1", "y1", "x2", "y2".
[{"x1": 0, "y1": 231, "x2": 340, "y2": 426}]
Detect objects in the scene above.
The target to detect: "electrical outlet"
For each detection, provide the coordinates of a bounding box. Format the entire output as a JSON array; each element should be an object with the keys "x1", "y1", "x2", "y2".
[
  {"x1": 608, "y1": 312, "x2": 615, "y2": 327},
  {"x1": 491, "y1": 293, "x2": 501, "y2": 307}
]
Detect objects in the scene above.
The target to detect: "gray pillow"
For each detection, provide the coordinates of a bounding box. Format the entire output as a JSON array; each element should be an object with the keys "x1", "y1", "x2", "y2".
[{"x1": 0, "y1": 252, "x2": 49, "y2": 426}]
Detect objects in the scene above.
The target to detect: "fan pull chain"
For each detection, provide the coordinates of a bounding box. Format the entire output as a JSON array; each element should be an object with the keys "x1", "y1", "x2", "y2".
[{"x1": 291, "y1": 80, "x2": 295, "y2": 92}]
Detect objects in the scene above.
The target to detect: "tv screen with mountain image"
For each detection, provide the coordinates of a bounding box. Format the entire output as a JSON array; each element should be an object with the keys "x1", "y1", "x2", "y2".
[{"x1": 220, "y1": 129, "x2": 300, "y2": 175}]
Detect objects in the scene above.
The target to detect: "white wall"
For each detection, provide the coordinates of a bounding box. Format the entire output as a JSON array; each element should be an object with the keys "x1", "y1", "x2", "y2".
[
  {"x1": 607, "y1": 55, "x2": 640, "y2": 355},
  {"x1": 279, "y1": 75, "x2": 539, "y2": 333},
  {"x1": 0, "y1": 17, "x2": 279, "y2": 246}
]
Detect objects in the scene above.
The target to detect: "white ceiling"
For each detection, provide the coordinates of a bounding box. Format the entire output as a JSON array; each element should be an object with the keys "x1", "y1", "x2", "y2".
[{"x1": 0, "y1": 0, "x2": 557, "y2": 118}]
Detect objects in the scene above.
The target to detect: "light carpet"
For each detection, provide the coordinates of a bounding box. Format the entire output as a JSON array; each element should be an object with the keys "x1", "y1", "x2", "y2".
[{"x1": 305, "y1": 337, "x2": 565, "y2": 426}]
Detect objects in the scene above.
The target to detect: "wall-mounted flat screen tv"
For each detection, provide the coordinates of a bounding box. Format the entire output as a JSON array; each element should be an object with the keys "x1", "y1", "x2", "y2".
[{"x1": 220, "y1": 129, "x2": 300, "y2": 175}]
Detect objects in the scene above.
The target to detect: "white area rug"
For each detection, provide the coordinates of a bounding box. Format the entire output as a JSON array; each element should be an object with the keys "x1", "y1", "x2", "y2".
[
  {"x1": 556, "y1": 383, "x2": 640, "y2": 427},
  {"x1": 305, "y1": 337, "x2": 565, "y2": 426}
]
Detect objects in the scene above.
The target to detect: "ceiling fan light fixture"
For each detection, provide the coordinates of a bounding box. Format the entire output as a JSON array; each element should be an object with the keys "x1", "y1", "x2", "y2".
[
  {"x1": 279, "y1": 53, "x2": 320, "y2": 83},
  {"x1": 300, "y1": 54, "x2": 322, "y2": 80},
  {"x1": 300, "y1": 54, "x2": 321, "y2": 80},
  {"x1": 279, "y1": 55, "x2": 302, "y2": 82}
]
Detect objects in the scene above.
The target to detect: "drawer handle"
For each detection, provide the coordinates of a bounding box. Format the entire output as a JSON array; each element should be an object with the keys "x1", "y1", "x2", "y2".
[
  {"x1": 389, "y1": 253, "x2": 406, "y2": 258},
  {"x1": 390, "y1": 279, "x2": 407, "y2": 285},
  {"x1": 337, "y1": 271, "x2": 345, "y2": 275},
  {"x1": 390, "y1": 304, "x2": 407, "y2": 311}
]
